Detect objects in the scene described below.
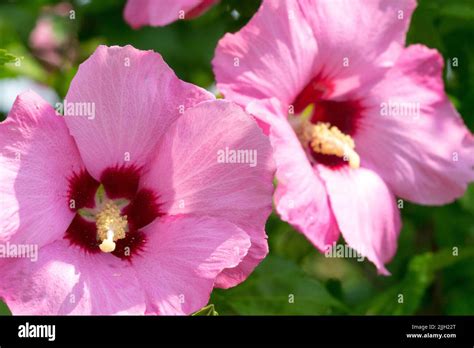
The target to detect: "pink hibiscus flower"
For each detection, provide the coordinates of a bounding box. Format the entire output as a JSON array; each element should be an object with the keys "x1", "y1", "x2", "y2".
[
  {"x1": 212, "y1": 0, "x2": 474, "y2": 274},
  {"x1": 0, "y1": 45, "x2": 274, "y2": 314},
  {"x1": 124, "y1": 0, "x2": 219, "y2": 28}
]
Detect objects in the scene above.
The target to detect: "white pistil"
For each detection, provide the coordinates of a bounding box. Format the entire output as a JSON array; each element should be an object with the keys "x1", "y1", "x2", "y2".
[{"x1": 99, "y1": 230, "x2": 116, "y2": 253}]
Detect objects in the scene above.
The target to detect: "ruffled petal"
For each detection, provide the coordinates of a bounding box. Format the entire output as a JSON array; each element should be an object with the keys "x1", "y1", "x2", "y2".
[
  {"x1": 124, "y1": 0, "x2": 217, "y2": 28},
  {"x1": 213, "y1": 0, "x2": 416, "y2": 105},
  {"x1": 356, "y1": 45, "x2": 474, "y2": 204},
  {"x1": 247, "y1": 98, "x2": 340, "y2": 250},
  {"x1": 300, "y1": 0, "x2": 416, "y2": 75},
  {"x1": 140, "y1": 100, "x2": 274, "y2": 288},
  {"x1": 133, "y1": 216, "x2": 250, "y2": 315},
  {"x1": 213, "y1": 0, "x2": 317, "y2": 106},
  {"x1": 64, "y1": 45, "x2": 214, "y2": 180},
  {"x1": 0, "y1": 91, "x2": 83, "y2": 247},
  {"x1": 0, "y1": 240, "x2": 146, "y2": 315},
  {"x1": 318, "y1": 166, "x2": 401, "y2": 275}
]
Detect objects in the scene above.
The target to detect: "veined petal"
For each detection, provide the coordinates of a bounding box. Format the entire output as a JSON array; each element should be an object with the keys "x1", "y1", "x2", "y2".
[
  {"x1": 64, "y1": 45, "x2": 214, "y2": 180},
  {"x1": 140, "y1": 100, "x2": 274, "y2": 288},
  {"x1": 356, "y1": 45, "x2": 474, "y2": 204},
  {"x1": 247, "y1": 98, "x2": 340, "y2": 250},
  {"x1": 213, "y1": 0, "x2": 317, "y2": 106},
  {"x1": 0, "y1": 91, "x2": 83, "y2": 247},
  {"x1": 133, "y1": 216, "x2": 250, "y2": 315},
  {"x1": 318, "y1": 165, "x2": 401, "y2": 275},
  {"x1": 0, "y1": 240, "x2": 146, "y2": 315}
]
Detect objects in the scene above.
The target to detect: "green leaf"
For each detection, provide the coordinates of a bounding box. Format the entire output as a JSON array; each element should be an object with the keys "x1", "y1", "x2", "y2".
[
  {"x1": 365, "y1": 247, "x2": 474, "y2": 315},
  {"x1": 0, "y1": 44, "x2": 47, "y2": 82},
  {"x1": 192, "y1": 304, "x2": 218, "y2": 316},
  {"x1": 460, "y1": 183, "x2": 474, "y2": 214},
  {"x1": 0, "y1": 300, "x2": 11, "y2": 315},
  {"x1": 211, "y1": 256, "x2": 349, "y2": 315},
  {"x1": 438, "y1": 1, "x2": 474, "y2": 20},
  {"x1": 443, "y1": 258, "x2": 474, "y2": 314},
  {"x1": 0, "y1": 48, "x2": 16, "y2": 66}
]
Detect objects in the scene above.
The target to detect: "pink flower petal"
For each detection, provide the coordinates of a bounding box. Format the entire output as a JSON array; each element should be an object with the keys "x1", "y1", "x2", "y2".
[
  {"x1": 0, "y1": 240, "x2": 146, "y2": 315},
  {"x1": 213, "y1": 0, "x2": 416, "y2": 107},
  {"x1": 318, "y1": 166, "x2": 401, "y2": 275},
  {"x1": 213, "y1": 0, "x2": 317, "y2": 106},
  {"x1": 140, "y1": 100, "x2": 274, "y2": 288},
  {"x1": 260, "y1": 99, "x2": 340, "y2": 251},
  {"x1": 356, "y1": 45, "x2": 474, "y2": 204},
  {"x1": 245, "y1": 97, "x2": 288, "y2": 136},
  {"x1": 0, "y1": 91, "x2": 83, "y2": 247},
  {"x1": 30, "y1": 18, "x2": 57, "y2": 51},
  {"x1": 186, "y1": 0, "x2": 219, "y2": 18},
  {"x1": 124, "y1": 0, "x2": 218, "y2": 28},
  {"x1": 133, "y1": 216, "x2": 251, "y2": 315},
  {"x1": 300, "y1": 0, "x2": 416, "y2": 93},
  {"x1": 64, "y1": 45, "x2": 214, "y2": 180}
]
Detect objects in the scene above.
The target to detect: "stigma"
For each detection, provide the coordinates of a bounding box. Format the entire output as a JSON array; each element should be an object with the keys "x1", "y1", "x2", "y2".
[{"x1": 95, "y1": 201, "x2": 128, "y2": 253}]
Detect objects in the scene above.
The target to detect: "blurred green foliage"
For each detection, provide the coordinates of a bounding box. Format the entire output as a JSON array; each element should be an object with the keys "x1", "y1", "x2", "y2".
[
  {"x1": 0, "y1": 48, "x2": 16, "y2": 65},
  {"x1": 0, "y1": 0, "x2": 473, "y2": 315},
  {"x1": 211, "y1": 255, "x2": 349, "y2": 315}
]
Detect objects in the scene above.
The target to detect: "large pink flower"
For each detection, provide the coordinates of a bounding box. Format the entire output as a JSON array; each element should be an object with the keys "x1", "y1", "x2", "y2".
[
  {"x1": 124, "y1": 0, "x2": 219, "y2": 28},
  {"x1": 0, "y1": 45, "x2": 274, "y2": 314},
  {"x1": 213, "y1": 0, "x2": 474, "y2": 274}
]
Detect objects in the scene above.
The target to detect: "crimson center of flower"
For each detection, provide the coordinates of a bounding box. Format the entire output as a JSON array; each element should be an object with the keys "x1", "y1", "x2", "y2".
[
  {"x1": 65, "y1": 165, "x2": 162, "y2": 260},
  {"x1": 78, "y1": 188, "x2": 130, "y2": 253},
  {"x1": 290, "y1": 106, "x2": 360, "y2": 169},
  {"x1": 290, "y1": 75, "x2": 365, "y2": 169}
]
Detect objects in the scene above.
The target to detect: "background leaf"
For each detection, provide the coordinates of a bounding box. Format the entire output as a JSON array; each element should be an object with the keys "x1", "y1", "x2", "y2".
[
  {"x1": 211, "y1": 256, "x2": 349, "y2": 315},
  {"x1": 364, "y1": 247, "x2": 474, "y2": 315}
]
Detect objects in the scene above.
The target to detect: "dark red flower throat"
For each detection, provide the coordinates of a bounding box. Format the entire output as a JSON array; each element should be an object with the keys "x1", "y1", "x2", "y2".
[
  {"x1": 291, "y1": 75, "x2": 364, "y2": 169},
  {"x1": 65, "y1": 165, "x2": 162, "y2": 260}
]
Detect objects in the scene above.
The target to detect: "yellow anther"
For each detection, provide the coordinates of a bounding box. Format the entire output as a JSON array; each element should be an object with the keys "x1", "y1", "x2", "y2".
[
  {"x1": 299, "y1": 121, "x2": 360, "y2": 169},
  {"x1": 95, "y1": 201, "x2": 128, "y2": 253}
]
